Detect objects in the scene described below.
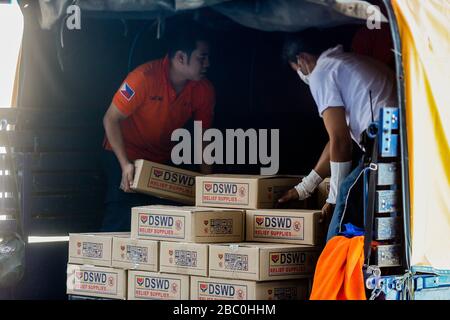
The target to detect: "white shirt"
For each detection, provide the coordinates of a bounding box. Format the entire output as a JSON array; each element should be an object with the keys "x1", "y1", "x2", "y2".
[{"x1": 309, "y1": 45, "x2": 396, "y2": 146}]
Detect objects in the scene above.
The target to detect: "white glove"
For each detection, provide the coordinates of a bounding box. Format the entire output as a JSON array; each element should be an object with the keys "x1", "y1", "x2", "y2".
[
  {"x1": 294, "y1": 169, "x2": 323, "y2": 200},
  {"x1": 326, "y1": 161, "x2": 352, "y2": 204}
]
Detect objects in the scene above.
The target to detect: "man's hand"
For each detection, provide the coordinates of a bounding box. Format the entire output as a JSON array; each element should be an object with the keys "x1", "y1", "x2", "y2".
[
  {"x1": 278, "y1": 188, "x2": 300, "y2": 204},
  {"x1": 279, "y1": 169, "x2": 323, "y2": 204},
  {"x1": 321, "y1": 202, "x2": 335, "y2": 224},
  {"x1": 120, "y1": 162, "x2": 135, "y2": 193}
]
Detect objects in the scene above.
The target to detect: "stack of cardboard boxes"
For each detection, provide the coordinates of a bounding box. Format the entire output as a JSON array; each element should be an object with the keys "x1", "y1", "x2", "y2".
[
  {"x1": 66, "y1": 160, "x2": 330, "y2": 300},
  {"x1": 67, "y1": 232, "x2": 130, "y2": 299},
  {"x1": 127, "y1": 205, "x2": 245, "y2": 300}
]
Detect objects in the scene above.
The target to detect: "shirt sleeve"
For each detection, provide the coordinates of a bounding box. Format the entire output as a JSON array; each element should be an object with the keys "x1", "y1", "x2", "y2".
[
  {"x1": 193, "y1": 81, "x2": 216, "y2": 129},
  {"x1": 112, "y1": 71, "x2": 147, "y2": 117},
  {"x1": 309, "y1": 69, "x2": 345, "y2": 117}
]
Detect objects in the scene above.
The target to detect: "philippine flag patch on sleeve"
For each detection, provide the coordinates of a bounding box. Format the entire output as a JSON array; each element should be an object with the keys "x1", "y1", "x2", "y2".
[{"x1": 120, "y1": 82, "x2": 135, "y2": 101}]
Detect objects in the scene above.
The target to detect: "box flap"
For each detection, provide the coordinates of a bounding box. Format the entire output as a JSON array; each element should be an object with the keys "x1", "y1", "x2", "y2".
[
  {"x1": 133, "y1": 205, "x2": 243, "y2": 213},
  {"x1": 246, "y1": 209, "x2": 321, "y2": 214},
  {"x1": 199, "y1": 174, "x2": 302, "y2": 180},
  {"x1": 69, "y1": 232, "x2": 130, "y2": 237}
]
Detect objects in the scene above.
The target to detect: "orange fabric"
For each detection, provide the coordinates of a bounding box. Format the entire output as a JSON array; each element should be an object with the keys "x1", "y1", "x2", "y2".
[
  {"x1": 104, "y1": 56, "x2": 215, "y2": 162},
  {"x1": 310, "y1": 236, "x2": 366, "y2": 300}
]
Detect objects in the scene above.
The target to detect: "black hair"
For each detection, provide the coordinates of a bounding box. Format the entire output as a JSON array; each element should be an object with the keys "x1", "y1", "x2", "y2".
[
  {"x1": 165, "y1": 23, "x2": 210, "y2": 60},
  {"x1": 282, "y1": 28, "x2": 335, "y2": 64}
]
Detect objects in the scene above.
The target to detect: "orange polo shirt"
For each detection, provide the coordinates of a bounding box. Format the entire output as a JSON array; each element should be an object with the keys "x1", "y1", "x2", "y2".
[{"x1": 104, "y1": 56, "x2": 215, "y2": 163}]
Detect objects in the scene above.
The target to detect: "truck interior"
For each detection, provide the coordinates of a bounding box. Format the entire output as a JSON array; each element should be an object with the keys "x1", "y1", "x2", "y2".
[{"x1": 0, "y1": 0, "x2": 412, "y2": 299}]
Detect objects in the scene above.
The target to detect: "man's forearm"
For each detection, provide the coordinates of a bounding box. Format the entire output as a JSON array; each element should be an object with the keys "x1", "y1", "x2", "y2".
[
  {"x1": 326, "y1": 137, "x2": 353, "y2": 204},
  {"x1": 314, "y1": 141, "x2": 331, "y2": 179},
  {"x1": 104, "y1": 118, "x2": 130, "y2": 169},
  {"x1": 329, "y1": 137, "x2": 352, "y2": 163},
  {"x1": 294, "y1": 142, "x2": 329, "y2": 200}
]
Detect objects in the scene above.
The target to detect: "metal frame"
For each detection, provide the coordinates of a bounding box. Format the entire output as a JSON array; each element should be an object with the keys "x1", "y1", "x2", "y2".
[{"x1": 383, "y1": 0, "x2": 412, "y2": 271}]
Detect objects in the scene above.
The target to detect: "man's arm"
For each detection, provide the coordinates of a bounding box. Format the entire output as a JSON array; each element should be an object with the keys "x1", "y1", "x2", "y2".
[
  {"x1": 103, "y1": 102, "x2": 135, "y2": 192},
  {"x1": 315, "y1": 107, "x2": 353, "y2": 222},
  {"x1": 278, "y1": 108, "x2": 352, "y2": 209},
  {"x1": 322, "y1": 107, "x2": 353, "y2": 212},
  {"x1": 278, "y1": 142, "x2": 329, "y2": 204},
  {"x1": 313, "y1": 141, "x2": 331, "y2": 179},
  {"x1": 322, "y1": 108, "x2": 352, "y2": 163}
]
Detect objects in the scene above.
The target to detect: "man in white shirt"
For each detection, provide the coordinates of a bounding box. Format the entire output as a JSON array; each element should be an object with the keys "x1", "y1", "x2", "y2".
[{"x1": 278, "y1": 30, "x2": 396, "y2": 241}]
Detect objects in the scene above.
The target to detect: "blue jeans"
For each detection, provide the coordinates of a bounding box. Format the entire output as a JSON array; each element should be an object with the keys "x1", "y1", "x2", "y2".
[
  {"x1": 326, "y1": 160, "x2": 365, "y2": 242},
  {"x1": 101, "y1": 151, "x2": 177, "y2": 232}
]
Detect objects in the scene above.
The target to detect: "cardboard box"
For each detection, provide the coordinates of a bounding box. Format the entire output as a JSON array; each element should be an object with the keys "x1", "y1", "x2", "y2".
[
  {"x1": 127, "y1": 271, "x2": 189, "y2": 300},
  {"x1": 195, "y1": 174, "x2": 301, "y2": 209},
  {"x1": 246, "y1": 209, "x2": 325, "y2": 245},
  {"x1": 191, "y1": 276, "x2": 309, "y2": 300},
  {"x1": 315, "y1": 178, "x2": 330, "y2": 209},
  {"x1": 131, "y1": 159, "x2": 201, "y2": 205},
  {"x1": 66, "y1": 264, "x2": 127, "y2": 300},
  {"x1": 131, "y1": 205, "x2": 244, "y2": 243},
  {"x1": 68, "y1": 232, "x2": 130, "y2": 267},
  {"x1": 208, "y1": 242, "x2": 319, "y2": 281},
  {"x1": 111, "y1": 236, "x2": 159, "y2": 272},
  {"x1": 159, "y1": 242, "x2": 209, "y2": 276}
]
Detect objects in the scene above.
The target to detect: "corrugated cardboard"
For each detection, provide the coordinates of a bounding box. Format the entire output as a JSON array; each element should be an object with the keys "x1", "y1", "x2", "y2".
[
  {"x1": 131, "y1": 205, "x2": 244, "y2": 243},
  {"x1": 315, "y1": 178, "x2": 330, "y2": 209},
  {"x1": 127, "y1": 271, "x2": 189, "y2": 300},
  {"x1": 66, "y1": 264, "x2": 127, "y2": 300},
  {"x1": 246, "y1": 209, "x2": 325, "y2": 245},
  {"x1": 208, "y1": 242, "x2": 319, "y2": 281},
  {"x1": 111, "y1": 236, "x2": 159, "y2": 272},
  {"x1": 68, "y1": 232, "x2": 130, "y2": 267},
  {"x1": 159, "y1": 242, "x2": 208, "y2": 276},
  {"x1": 195, "y1": 174, "x2": 301, "y2": 209},
  {"x1": 131, "y1": 159, "x2": 201, "y2": 205},
  {"x1": 191, "y1": 276, "x2": 309, "y2": 300}
]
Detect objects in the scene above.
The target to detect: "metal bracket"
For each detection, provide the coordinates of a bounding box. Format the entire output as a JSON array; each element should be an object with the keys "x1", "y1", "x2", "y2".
[
  {"x1": 376, "y1": 190, "x2": 401, "y2": 213},
  {"x1": 379, "y1": 107, "x2": 400, "y2": 158}
]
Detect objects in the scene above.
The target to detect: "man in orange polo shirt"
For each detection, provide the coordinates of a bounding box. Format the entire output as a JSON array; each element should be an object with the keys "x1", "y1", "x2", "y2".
[{"x1": 101, "y1": 28, "x2": 215, "y2": 231}]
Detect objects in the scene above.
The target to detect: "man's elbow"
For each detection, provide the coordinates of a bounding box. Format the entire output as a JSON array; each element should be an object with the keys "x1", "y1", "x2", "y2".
[
  {"x1": 330, "y1": 135, "x2": 352, "y2": 157},
  {"x1": 102, "y1": 114, "x2": 108, "y2": 129},
  {"x1": 103, "y1": 112, "x2": 118, "y2": 130}
]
